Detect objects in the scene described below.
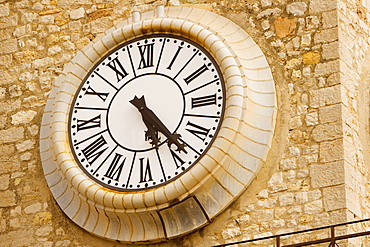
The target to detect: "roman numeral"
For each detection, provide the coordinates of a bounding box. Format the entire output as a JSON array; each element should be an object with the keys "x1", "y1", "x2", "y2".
[
  {"x1": 139, "y1": 157, "x2": 153, "y2": 183},
  {"x1": 184, "y1": 64, "x2": 209, "y2": 85},
  {"x1": 106, "y1": 57, "x2": 129, "y2": 82},
  {"x1": 185, "y1": 121, "x2": 210, "y2": 142},
  {"x1": 84, "y1": 86, "x2": 109, "y2": 102},
  {"x1": 170, "y1": 149, "x2": 185, "y2": 169},
  {"x1": 138, "y1": 43, "x2": 154, "y2": 69},
  {"x1": 191, "y1": 94, "x2": 217, "y2": 108},
  {"x1": 167, "y1": 46, "x2": 183, "y2": 70},
  {"x1": 82, "y1": 135, "x2": 108, "y2": 165},
  {"x1": 104, "y1": 153, "x2": 126, "y2": 181},
  {"x1": 77, "y1": 114, "x2": 101, "y2": 131}
]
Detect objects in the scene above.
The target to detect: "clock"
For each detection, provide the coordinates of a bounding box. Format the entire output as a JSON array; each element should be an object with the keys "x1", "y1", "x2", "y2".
[
  {"x1": 69, "y1": 34, "x2": 225, "y2": 192},
  {"x1": 40, "y1": 6, "x2": 276, "y2": 243}
]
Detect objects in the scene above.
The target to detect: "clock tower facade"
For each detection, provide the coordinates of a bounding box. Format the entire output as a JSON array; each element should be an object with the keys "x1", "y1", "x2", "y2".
[{"x1": 0, "y1": 0, "x2": 369, "y2": 246}]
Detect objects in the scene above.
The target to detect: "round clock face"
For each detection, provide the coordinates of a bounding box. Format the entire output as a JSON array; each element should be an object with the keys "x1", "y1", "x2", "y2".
[{"x1": 69, "y1": 34, "x2": 225, "y2": 191}]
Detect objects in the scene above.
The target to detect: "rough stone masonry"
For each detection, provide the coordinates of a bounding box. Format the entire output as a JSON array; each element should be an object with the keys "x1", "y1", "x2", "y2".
[{"x1": 1, "y1": 0, "x2": 370, "y2": 246}]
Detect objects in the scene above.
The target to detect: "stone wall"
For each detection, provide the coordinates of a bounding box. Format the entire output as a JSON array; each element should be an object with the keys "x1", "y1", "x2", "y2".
[{"x1": 0, "y1": 0, "x2": 369, "y2": 246}]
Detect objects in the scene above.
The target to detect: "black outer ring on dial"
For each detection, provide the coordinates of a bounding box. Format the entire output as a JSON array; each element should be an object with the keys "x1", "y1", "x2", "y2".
[{"x1": 68, "y1": 33, "x2": 226, "y2": 192}]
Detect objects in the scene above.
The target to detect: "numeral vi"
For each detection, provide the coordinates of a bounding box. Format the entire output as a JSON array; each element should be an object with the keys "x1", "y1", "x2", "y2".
[{"x1": 139, "y1": 157, "x2": 153, "y2": 183}]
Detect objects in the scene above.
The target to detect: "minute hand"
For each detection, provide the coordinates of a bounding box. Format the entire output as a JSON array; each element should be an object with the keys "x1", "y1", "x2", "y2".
[{"x1": 130, "y1": 96, "x2": 187, "y2": 153}]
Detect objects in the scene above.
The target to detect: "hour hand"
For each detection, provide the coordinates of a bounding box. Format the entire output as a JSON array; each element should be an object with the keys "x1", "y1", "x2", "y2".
[
  {"x1": 167, "y1": 133, "x2": 187, "y2": 154},
  {"x1": 130, "y1": 95, "x2": 187, "y2": 153},
  {"x1": 143, "y1": 119, "x2": 160, "y2": 147}
]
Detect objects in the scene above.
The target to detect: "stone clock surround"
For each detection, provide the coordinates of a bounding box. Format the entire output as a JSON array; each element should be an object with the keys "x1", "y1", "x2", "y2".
[{"x1": 40, "y1": 6, "x2": 276, "y2": 243}]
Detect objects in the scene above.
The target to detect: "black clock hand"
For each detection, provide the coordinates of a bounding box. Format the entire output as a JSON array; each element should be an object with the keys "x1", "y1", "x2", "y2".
[{"x1": 130, "y1": 95, "x2": 187, "y2": 154}]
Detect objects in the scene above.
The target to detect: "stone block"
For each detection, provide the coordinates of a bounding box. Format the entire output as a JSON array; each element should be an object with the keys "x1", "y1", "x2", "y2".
[
  {"x1": 319, "y1": 139, "x2": 343, "y2": 163},
  {"x1": 24, "y1": 203, "x2": 42, "y2": 214},
  {"x1": 279, "y1": 193, "x2": 294, "y2": 207},
  {"x1": 322, "y1": 10, "x2": 337, "y2": 28},
  {"x1": 323, "y1": 185, "x2": 346, "y2": 211},
  {"x1": 0, "y1": 190, "x2": 16, "y2": 207},
  {"x1": 0, "y1": 39, "x2": 17, "y2": 55},
  {"x1": 70, "y1": 7, "x2": 85, "y2": 20},
  {"x1": 310, "y1": 161, "x2": 345, "y2": 188},
  {"x1": 0, "y1": 3, "x2": 9, "y2": 17},
  {"x1": 286, "y1": 2, "x2": 307, "y2": 16},
  {"x1": 305, "y1": 111, "x2": 318, "y2": 126},
  {"x1": 295, "y1": 192, "x2": 308, "y2": 204},
  {"x1": 0, "y1": 174, "x2": 9, "y2": 190},
  {"x1": 11, "y1": 110, "x2": 37, "y2": 125},
  {"x1": 303, "y1": 51, "x2": 320, "y2": 64},
  {"x1": 312, "y1": 121, "x2": 342, "y2": 142},
  {"x1": 250, "y1": 209, "x2": 274, "y2": 221},
  {"x1": 0, "y1": 127, "x2": 24, "y2": 144},
  {"x1": 322, "y1": 42, "x2": 339, "y2": 60},
  {"x1": 39, "y1": 8, "x2": 62, "y2": 15},
  {"x1": 314, "y1": 60, "x2": 339, "y2": 77},
  {"x1": 345, "y1": 187, "x2": 362, "y2": 217},
  {"x1": 304, "y1": 200, "x2": 323, "y2": 214},
  {"x1": 309, "y1": 85, "x2": 341, "y2": 108},
  {"x1": 309, "y1": 0, "x2": 336, "y2": 14},
  {"x1": 314, "y1": 27, "x2": 338, "y2": 44},
  {"x1": 0, "y1": 16, "x2": 17, "y2": 29},
  {"x1": 35, "y1": 225, "x2": 53, "y2": 237},
  {"x1": 257, "y1": 8, "x2": 281, "y2": 19},
  {"x1": 319, "y1": 104, "x2": 342, "y2": 123},
  {"x1": 274, "y1": 17, "x2": 296, "y2": 38}
]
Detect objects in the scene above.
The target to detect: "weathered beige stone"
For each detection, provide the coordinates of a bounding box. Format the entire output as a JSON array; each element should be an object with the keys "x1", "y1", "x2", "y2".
[
  {"x1": 35, "y1": 225, "x2": 53, "y2": 237},
  {"x1": 39, "y1": 8, "x2": 62, "y2": 15},
  {"x1": 309, "y1": 0, "x2": 336, "y2": 14},
  {"x1": 305, "y1": 111, "x2": 318, "y2": 126},
  {"x1": 312, "y1": 121, "x2": 342, "y2": 142},
  {"x1": 0, "y1": 127, "x2": 24, "y2": 144},
  {"x1": 33, "y1": 212, "x2": 53, "y2": 225},
  {"x1": 319, "y1": 104, "x2": 342, "y2": 123},
  {"x1": 322, "y1": 42, "x2": 339, "y2": 60},
  {"x1": 0, "y1": 16, "x2": 17, "y2": 29},
  {"x1": 11, "y1": 110, "x2": 37, "y2": 125},
  {"x1": 0, "y1": 39, "x2": 17, "y2": 54},
  {"x1": 304, "y1": 200, "x2": 323, "y2": 214},
  {"x1": 14, "y1": 50, "x2": 37, "y2": 62},
  {"x1": 0, "y1": 174, "x2": 9, "y2": 190},
  {"x1": 279, "y1": 193, "x2": 294, "y2": 207},
  {"x1": 309, "y1": 85, "x2": 341, "y2": 108},
  {"x1": 0, "y1": 190, "x2": 16, "y2": 207},
  {"x1": 319, "y1": 139, "x2": 343, "y2": 163},
  {"x1": 70, "y1": 7, "x2": 85, "y2": 20},
  {"x1": 314, "y1": 60, "x2": 339, "y2": 77},
  {"x1": 286, "y1": 2, "x2": 307, "y2": 16},
  {"x1": 310, "y1": 161, "x2": 345, "y2": 188},
  {"x1": 323, "y1": 185, "x2": 346, "y2": 211}
]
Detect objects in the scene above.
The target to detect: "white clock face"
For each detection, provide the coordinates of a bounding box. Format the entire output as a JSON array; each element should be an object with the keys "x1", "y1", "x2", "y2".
[{"x1": 69, "y1": 34, "x2": 225, "y2": 191}]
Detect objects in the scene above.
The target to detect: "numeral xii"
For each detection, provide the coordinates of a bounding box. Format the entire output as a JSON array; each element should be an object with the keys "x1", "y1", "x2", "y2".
[{"x1": 138, "y1": 43, "x2": 154, "y2": 69}]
